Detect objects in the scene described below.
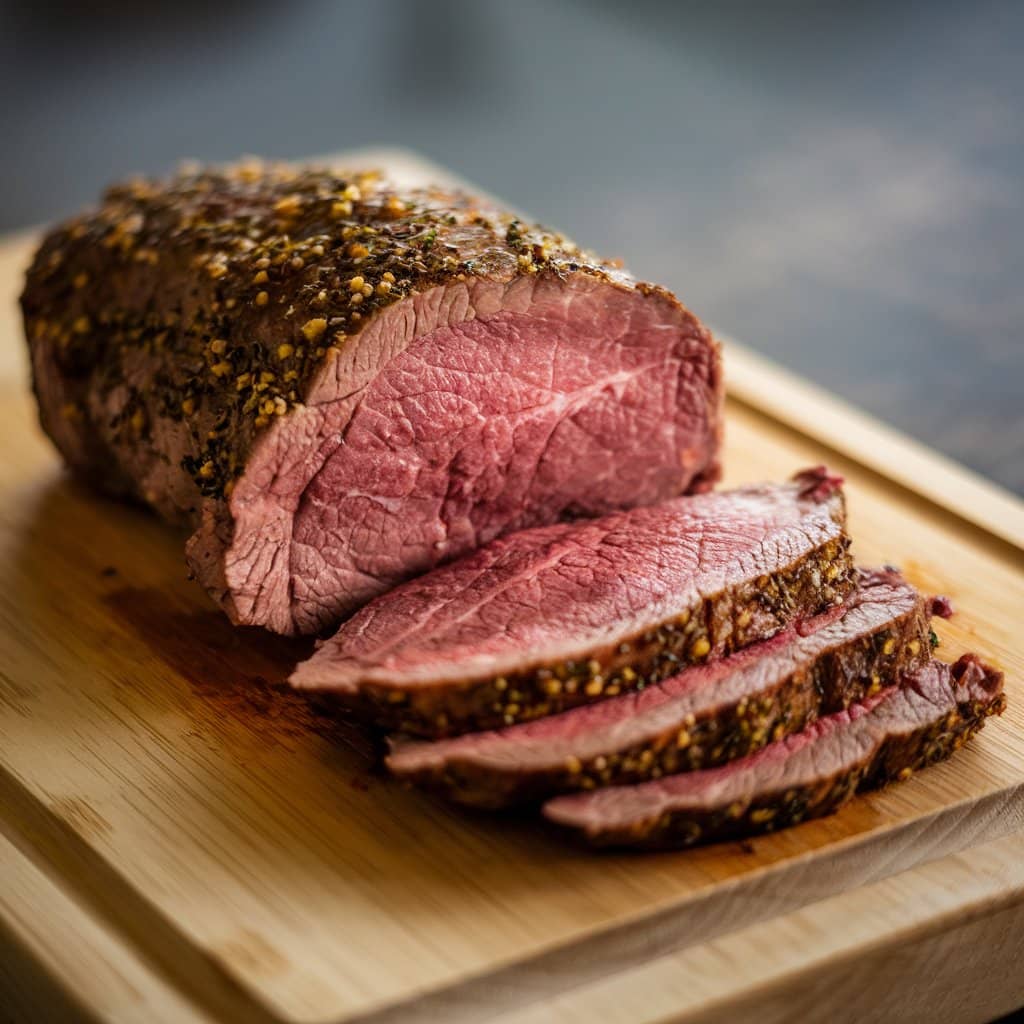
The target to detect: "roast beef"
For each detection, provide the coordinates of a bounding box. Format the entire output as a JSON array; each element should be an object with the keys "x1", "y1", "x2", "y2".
[
  {"x1": 21, "y1": 161, "x2": 723, "y2": 635},
  {"x1": 290, "y1": 468, "x2": 854, "y2": 737},
  {"x1": 544, "y1": 654, "x2": 1005, "y2": 848},
  {"x1": 387, "y1": 569, "x2": 937, "y2": 807}
]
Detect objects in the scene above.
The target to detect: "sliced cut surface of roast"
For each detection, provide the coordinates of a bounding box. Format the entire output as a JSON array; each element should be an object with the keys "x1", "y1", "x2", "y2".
[
  {"x1": 21, "y1": 161, "x2": 723, "y2": 635},
  {"x1": 387, "y1": 569, "x2": 936, "y2": 807},
  {"x1": 291, "y1": 468, "x2": 854, "y2": 737},
  {"x1": 543, "y1": 654, "x2": 1005, "y2": 849}
]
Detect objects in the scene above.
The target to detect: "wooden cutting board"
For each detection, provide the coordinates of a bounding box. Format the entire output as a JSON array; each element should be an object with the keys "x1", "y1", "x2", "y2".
[{"x1": 1, "y1": 151, "x2": 1022, "y2": 1024}]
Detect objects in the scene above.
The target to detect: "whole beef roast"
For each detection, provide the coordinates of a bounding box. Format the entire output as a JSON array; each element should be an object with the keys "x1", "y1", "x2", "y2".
[
  {"x1": 387, "y1": 569, "x2": 939, "y2": 807},
  {"x1": 544, "y1": 654, "x2": 1005, "y2": 849},
  {"x1": 290, "y1": 468, "x2": 854, "y2": 737},
  {"x1": 21, "y1": 161, "x2": 723, "y2": 635}
]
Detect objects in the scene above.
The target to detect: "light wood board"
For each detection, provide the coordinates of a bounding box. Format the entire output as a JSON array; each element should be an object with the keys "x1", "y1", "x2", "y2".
[
  {"x1": 490, "y1": 830, "x2": 1024, "y2": 1024},
  {"x1": 6, "y1": 810, "x2": 1024, "y2": 1024},
  {"x1": 0, "y1": 151, "x2": 1022, "y2": 1024}
]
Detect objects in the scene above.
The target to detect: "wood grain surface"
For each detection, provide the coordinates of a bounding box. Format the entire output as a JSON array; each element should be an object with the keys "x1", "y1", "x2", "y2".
[
  {"x1": 0, "y1": 828, "x2": 218, "y2": 1024},
  {"x1": 0, "y1": 151, "x2": 1022, "y2": 1024}
]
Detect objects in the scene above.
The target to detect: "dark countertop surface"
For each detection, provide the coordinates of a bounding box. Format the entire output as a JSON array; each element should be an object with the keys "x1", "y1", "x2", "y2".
[{"x1": 1, "y1": 0, "x2": 1020, "y2": 493}]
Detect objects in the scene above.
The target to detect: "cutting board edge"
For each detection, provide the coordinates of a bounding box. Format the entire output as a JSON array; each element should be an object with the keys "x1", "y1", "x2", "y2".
[
  {"x1": 487, "y1": 830, "x2": 1024, "y2": 1024},
  {"x1": 318, "y1": 782, "x2": 1024, "y2": 1024},
  {"x1": 722, "y1": 338, "x2": 1024, "y2": 553}
]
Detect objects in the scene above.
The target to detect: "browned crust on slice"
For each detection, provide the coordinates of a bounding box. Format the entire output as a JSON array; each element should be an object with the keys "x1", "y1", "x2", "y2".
[
  {"x1": 313, "y1": 534, "x2": 854, "y2": 738},
  {"x1": 544, "y1": 654, "x2": 1005, "y2": 850}
]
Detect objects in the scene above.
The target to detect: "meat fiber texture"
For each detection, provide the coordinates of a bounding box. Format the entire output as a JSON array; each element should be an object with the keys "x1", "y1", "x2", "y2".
[
  {"x1": 291, "y1": 468, "x2": 854, "y2": 736},
  {"x1": 387, "y1": 569, "x2": 937, "y2": 807},
  {"x1": 21, "y1": 160, "x2": 723, "y2": 636},
  {"x1": 544, "y1": 654, "x2": 1005, "y2": 849}
]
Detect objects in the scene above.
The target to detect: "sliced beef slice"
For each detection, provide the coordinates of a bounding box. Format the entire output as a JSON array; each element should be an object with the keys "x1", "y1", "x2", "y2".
[
  {"x1": 21, "y1": 162, "x2": 723, "y2": 635},
  {"x1": 387, "y1": 569, "x2": 937, "y2": 807},
  {"x1": 291, "y1": 468, "x2": 854, "y2": 737},
  {"x1": 544, "y1": 654, "x2": 1005, "y2": 849}
]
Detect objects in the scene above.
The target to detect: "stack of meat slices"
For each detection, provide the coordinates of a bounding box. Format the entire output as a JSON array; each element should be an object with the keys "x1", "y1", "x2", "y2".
[{"x1": 291, "y1": 465, "x2": 1005, "y2": 849}]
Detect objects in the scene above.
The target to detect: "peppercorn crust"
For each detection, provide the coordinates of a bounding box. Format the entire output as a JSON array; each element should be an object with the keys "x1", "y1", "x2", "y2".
[{"x1": 21, "y1": 159, "x2": 724, "y2": 634}]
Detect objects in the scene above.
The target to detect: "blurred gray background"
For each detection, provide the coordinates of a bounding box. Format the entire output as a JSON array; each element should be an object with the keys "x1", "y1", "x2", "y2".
[{"x1": 1, "y1": 0, "x2": 1021, "y2": 493}]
